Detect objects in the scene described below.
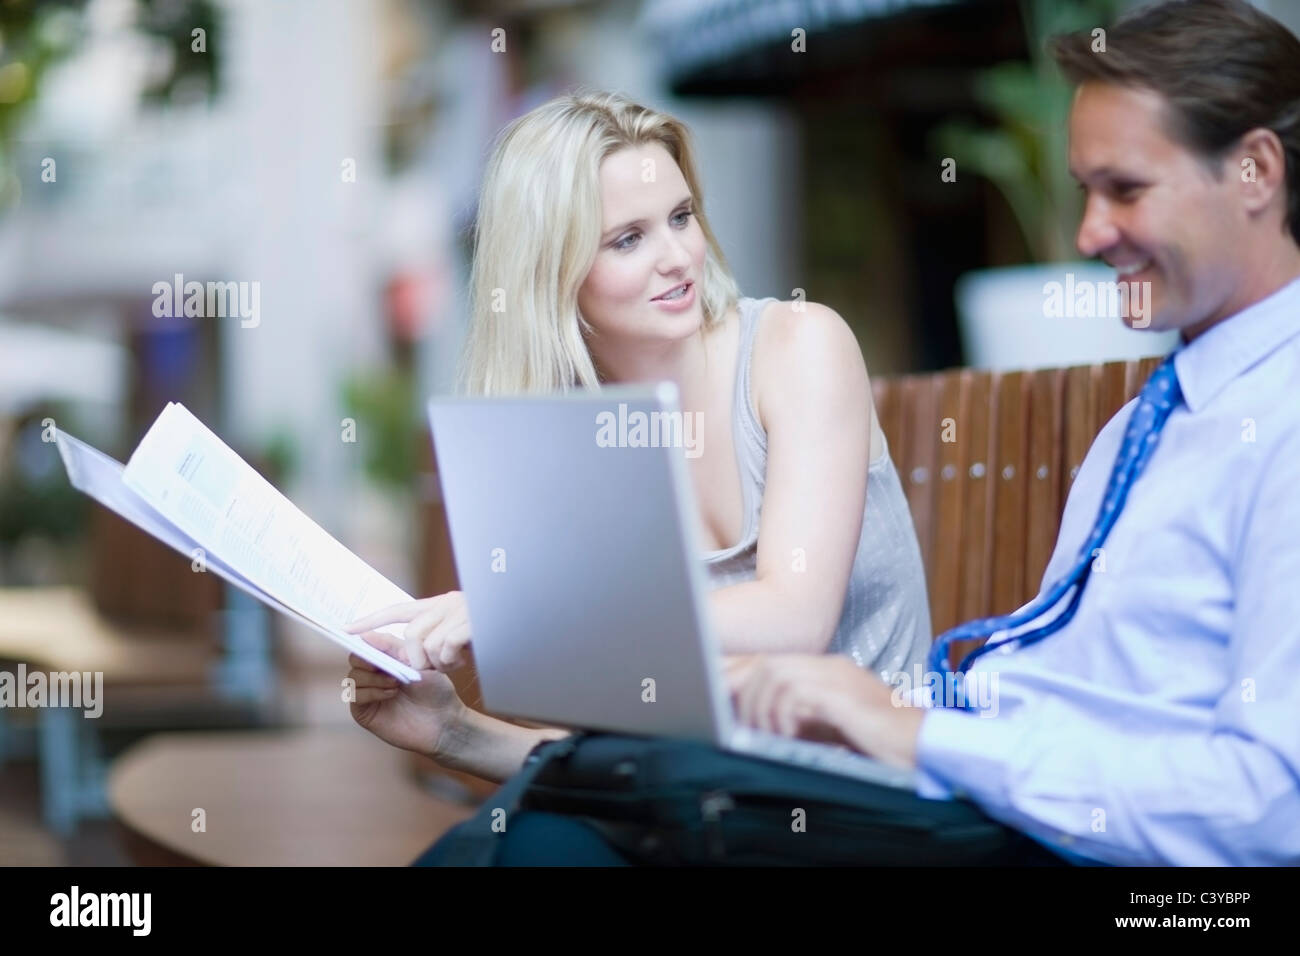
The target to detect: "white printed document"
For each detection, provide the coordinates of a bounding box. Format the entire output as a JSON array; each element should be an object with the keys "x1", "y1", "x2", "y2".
[{"x1": 55, "y1": 403, "x2": 421, "y2": 682}]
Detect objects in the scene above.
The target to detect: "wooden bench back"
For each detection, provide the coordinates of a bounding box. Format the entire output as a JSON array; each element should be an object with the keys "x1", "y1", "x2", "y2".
[
  {"x1": 418, "y1": 356, "x2": 1164, "y2": 674},
  {"x1": 871, "y1": 356, "x2": 1162, "y2": 655}
]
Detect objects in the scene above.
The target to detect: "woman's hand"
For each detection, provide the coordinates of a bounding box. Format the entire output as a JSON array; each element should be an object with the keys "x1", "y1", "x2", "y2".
[
  {"x1": 724, "y1": 653, "x2": 924, "y2": 769},
  {"x1": 345, "y1": 592, "x2": 473, "y2": 671},
  {"x1": 348, "y1": 626, "x2": 570, "y2": 783},
  {"x1": 346, "y1": 630, "x2": 468, "y2": 760}
]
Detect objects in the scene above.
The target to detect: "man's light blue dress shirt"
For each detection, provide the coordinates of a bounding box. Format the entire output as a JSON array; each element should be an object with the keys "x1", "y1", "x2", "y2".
[{"x1": 915, "y1": 275, "x2": 1300, "y2": 865}]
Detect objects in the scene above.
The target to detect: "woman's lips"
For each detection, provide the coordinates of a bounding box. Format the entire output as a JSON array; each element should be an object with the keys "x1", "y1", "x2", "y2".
[
  {"x1": 652, "y1": 280, "x2": 690, "y2": 300},
  {"x1": 651, "y1": 281, "x2": 695, "y2": 312}
]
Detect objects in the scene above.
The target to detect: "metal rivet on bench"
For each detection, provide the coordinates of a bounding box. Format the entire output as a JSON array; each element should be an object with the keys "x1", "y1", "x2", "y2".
[
  {"x1": 969, "y1": 462, "x2": 986, "y2": 478},
  {"x1": 941, "y1": 465, "x2": 955, "y2": 481},
  {"x1": 612, "y1": 760, "x2": 637, "y2": 777},
  {"x1": 1036, "y1": 465, "x2": 1049, "y2": 480},
  {"x1": 911, "y1": 467, "x2": 929, "y2": 484},
  {"x1": 1002, "y1": 465, "x2": 1015, "y2": 480}
]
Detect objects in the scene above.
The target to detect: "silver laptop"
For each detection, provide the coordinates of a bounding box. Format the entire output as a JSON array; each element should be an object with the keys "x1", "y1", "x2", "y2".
[{"x1": 428, "y1": 383, "x2": 915, "y2": 790}]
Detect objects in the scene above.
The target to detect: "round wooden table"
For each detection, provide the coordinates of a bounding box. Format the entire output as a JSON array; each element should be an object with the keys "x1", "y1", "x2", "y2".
[{"x1": 109, "y1": 728, "x2": 479, "y2": 866}]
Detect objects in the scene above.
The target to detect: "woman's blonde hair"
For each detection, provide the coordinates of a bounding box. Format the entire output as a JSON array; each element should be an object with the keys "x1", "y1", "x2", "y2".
[{"x1": 459, "y1": 90, "x2": 739, "y2": 395}]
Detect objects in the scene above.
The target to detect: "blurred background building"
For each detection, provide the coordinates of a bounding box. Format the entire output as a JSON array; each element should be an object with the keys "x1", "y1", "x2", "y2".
[{"x1": 1, "y1": 0, "x2": 1295, "y2": 864}]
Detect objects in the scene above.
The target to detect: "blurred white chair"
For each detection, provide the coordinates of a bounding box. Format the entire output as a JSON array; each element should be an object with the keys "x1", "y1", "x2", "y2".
[{"x1": 956, "y1": 262, "x2": 1179, "y2": 371}]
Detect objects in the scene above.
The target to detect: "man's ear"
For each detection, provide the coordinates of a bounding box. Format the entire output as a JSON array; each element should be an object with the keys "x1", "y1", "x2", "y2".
[{"x1": 1232, "y1": 127, "x2": 1289, "y2": 222}]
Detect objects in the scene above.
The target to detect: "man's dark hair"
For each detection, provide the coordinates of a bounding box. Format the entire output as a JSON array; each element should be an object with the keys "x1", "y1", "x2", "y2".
[{"x1": 1050, "y1": 0, "x2": 1300, "y2": 246}]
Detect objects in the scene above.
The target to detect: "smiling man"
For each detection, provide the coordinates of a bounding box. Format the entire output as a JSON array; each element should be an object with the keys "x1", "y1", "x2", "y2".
[{"x1": 729, "y1": 0, "x2": 1300, "y2": 865}]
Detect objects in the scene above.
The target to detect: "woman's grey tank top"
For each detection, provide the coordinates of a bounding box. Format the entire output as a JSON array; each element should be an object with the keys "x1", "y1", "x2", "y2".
[{"x1": 703, "y1": 296, "x2": 933, "y2": 682}]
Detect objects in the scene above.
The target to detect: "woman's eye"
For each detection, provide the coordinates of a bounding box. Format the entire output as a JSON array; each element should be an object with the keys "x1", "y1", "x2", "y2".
[
  {"x1": 672, "y1": 210, "x2": 693, "y2": 226},
  {"x1": 1113, "y1": 182, "x2": 1143, "y2": 201},
  {"x1": 614, "y1": 232, "x2": 640, "y2": 250}
]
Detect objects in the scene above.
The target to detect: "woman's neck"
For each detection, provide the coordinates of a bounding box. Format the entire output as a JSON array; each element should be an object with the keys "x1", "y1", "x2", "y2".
[{"x1": 587, "y1": 328, "x2": 714, "y2": 410}]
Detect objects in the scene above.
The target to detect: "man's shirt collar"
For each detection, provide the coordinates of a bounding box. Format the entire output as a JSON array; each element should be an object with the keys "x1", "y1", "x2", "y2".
[{"x1": 1172, "y1": 274, "x2": 1300, "y2": 413}]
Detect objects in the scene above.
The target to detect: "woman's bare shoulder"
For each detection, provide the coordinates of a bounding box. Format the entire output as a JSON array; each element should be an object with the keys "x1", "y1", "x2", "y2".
[{"x1": 751, "y1": 299, "x2": 870, "y2": 425}]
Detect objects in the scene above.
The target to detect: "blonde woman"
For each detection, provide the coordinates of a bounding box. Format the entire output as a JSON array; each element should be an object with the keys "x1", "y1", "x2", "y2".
[{"x1": 344, "y1": 91, "x2": 931, "y2": 782}]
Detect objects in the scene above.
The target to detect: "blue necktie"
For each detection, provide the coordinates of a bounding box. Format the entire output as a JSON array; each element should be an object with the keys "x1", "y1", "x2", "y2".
[{"x1": 924, "y1": 354, "x2": 1184, "y2": 704}]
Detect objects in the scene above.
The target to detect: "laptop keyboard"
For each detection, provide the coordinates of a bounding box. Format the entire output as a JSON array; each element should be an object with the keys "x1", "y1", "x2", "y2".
[{"x1": 729, "y1": 725, "x2": 917, "y2": 790}]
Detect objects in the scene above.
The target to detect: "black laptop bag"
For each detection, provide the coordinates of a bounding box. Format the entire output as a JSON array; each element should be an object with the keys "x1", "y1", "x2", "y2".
[{"x1": 421, "y1": 732, "x2": 1070, "y2": 866}]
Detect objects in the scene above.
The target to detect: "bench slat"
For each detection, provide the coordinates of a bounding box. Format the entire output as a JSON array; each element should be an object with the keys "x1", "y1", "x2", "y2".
[
  {"x1": 1062, "y1": 364, "x2": 1100, "y2": 508},
  {"x1": 1098, "y1": 361, "x2": 1134, "y2": 432},
  {"x1": 930, "y1": 370, "x2": 973, "y2": 635},
  {"x1": 900, "y1": 375, "x2": 941, "y2": 583},
  {"x1": 956, "y1": 372, "x2": 996, "y2": 631},
  {"x1": 991, "y1": 371, "x2": 1030, "y2": 616},
  {"x1": 1024, "y1": 367, "x2": 1067, "y2": 603}
]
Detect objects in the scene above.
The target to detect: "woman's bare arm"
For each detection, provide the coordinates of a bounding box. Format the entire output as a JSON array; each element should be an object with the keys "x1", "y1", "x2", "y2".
[
  {"x1": 708, "y1": 300, "x2": 874, "y2": 655},
  {"x1": 436, "y1": 709, "x2": 570, "y2": 783}
]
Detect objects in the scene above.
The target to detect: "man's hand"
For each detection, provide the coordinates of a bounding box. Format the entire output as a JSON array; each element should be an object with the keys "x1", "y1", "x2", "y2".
[{"x1": 724, "y1": 653, "x2": 925, "y2": 769}]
